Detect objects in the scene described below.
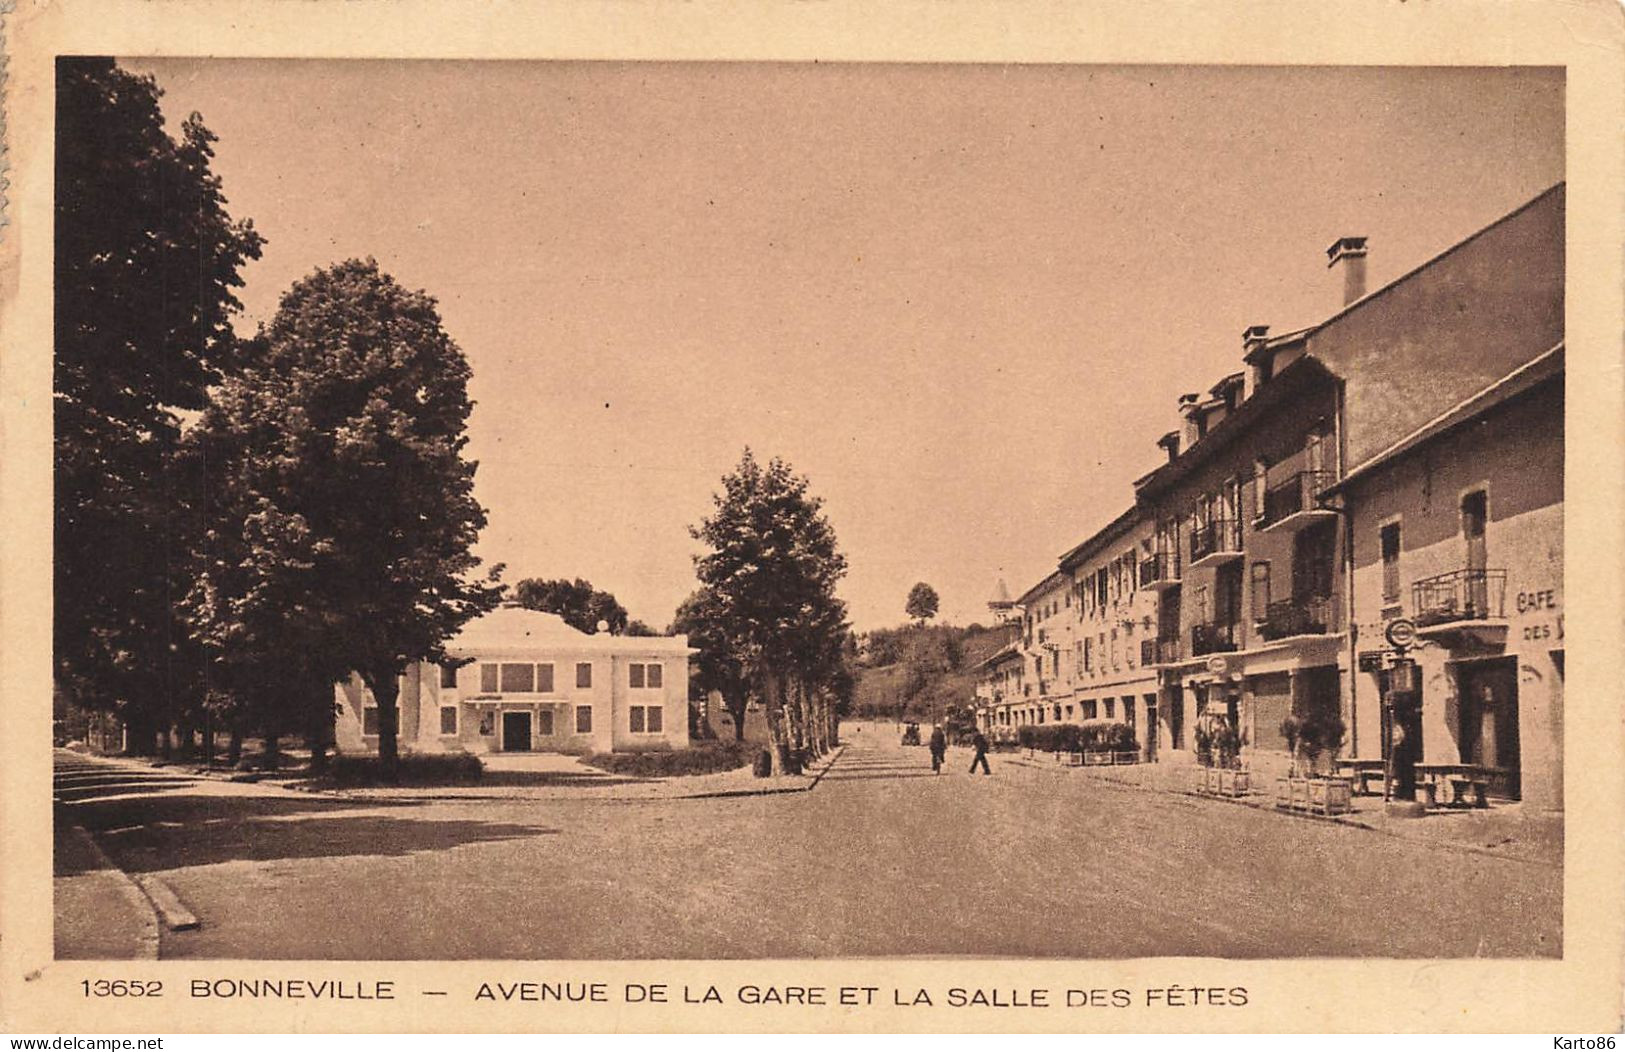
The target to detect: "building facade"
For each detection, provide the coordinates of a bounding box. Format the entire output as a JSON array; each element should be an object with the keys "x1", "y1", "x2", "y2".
[
  {"x1": 1334, "y1": 347, "x2": 1564, "y2": 810},
  {"x1": 334, "y1": 607, "x2": 695, "y2": 756},
  {"x1": 974, "y1": 184, "x2": 1563, "y2": 807}
]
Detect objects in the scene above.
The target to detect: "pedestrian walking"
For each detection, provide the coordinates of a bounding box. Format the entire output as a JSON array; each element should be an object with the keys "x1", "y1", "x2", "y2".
[
  {"x1": 928, "y1": 724, "x2": 946, "y2": 774},
  {"x1": 970, "y1": 729, "x2": 991, "y2": 775}
]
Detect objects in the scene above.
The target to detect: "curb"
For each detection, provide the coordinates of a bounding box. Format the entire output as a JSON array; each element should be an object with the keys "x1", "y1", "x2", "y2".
[
  {"x1": 282, "y1": 743, "x2": 852, "y2": 804},
  {"x1": 63, "y1": 825, "x2": 161, "y2": 960}
]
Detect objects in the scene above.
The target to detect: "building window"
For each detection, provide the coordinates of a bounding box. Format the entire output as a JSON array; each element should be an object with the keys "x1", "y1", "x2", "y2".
[
  {"x1": 1380, "y1": 523, "x2": 1402, "y2": 601},
  {"x1": 440, "y1": 665, "x2": 458, "y2": 689},
  {"x1": 362, "y1": 705, "x2": 400, "y2": 736},
  {"x1": 538, "y1": 663, "x2": 555, "y2": 693},
  {"x1": 1083, "y1": 699, "x2": 1098, "y2": 720},
  {"x1": 439, "y1": 705, "x2": 458, "y2": 735},
  {"x1": 538, "y1": 709, "x2": 555, "y2": 736},
  {"x1": 575, "y1": 705, "x2": 593, "y2": 734},
  {"x1": 480, "y1": 663, "x2": 499, "y2": 693},
  {"x1": 576, "y1": 662, "x2": 593, "y2": 689},
  {"x1": 1251, "y1": 562, "x2": 1272, "y2": 621},
  {"x1": 499, "y1": 663, "x2": 535, "y2": 693},
  {"x1": 1105, "y1": 698, "x2": 1116, "y2": 719},
  {"x1": 630, "y1": 662, "x2": 663, "y2": 688},
  {"x1": 627, "y1": 708, "x2": 666, "y2": 731}
]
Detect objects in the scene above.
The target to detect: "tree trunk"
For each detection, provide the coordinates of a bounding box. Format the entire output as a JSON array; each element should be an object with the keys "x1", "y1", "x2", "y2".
[
  {"x1": 202, "y1": 710, "x2": 216, "y2": 767},
  {"x1": 263, "y1": 732, "x2": 281, "y2": 770},
  {"x1": 369, "y1": 670, "x2": 403, "y2": 781},
  {"x1": 306, "y1": 686, "x2": 332, "y2": 774},
  {"x1": 726, "y1": 694, "x2": 747, "y2": 742},
  {"x1": 761, "y1": 670, "x2": 790, "y2": 773},
  {"x1": 227, "y1": 723, "x2": 244, "y2": 766}
]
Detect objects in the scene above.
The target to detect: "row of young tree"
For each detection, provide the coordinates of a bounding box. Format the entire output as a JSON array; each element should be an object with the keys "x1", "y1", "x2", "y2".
[
  {"x1": 54, "y1": 59, "x2": 853, "y2": 778},
  {"x1": 673, "y1": 452, "x2": 855, "y2": 772}
]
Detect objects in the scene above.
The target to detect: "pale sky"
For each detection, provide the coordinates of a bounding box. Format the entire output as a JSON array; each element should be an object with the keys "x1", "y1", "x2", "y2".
[{"x1": 126, "y1": 60, "x2": 1563, "y2": 631}]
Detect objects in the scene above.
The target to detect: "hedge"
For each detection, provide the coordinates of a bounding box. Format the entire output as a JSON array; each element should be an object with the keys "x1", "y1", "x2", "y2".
[
  {"x1": 327, "y1": 752, "x2": 484, "y2": 787},
  {"x1": 1017, "y1": 720, "x2": 1139, "y2": 754},
  {"x1": 581, "y1": 740, "x2": 755, "y2": 778}
]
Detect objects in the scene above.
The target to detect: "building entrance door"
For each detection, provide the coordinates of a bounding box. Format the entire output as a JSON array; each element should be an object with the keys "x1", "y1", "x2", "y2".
[
  {"x1": 1458, "y1": 658, "x2": 1519, "y2": 798},
  {"x1": 502, "y1": 711, "x2": 532, "y2": 752},
  {"x1": 1144, "y1": 696, "x2": 1159, "y2": 761}
]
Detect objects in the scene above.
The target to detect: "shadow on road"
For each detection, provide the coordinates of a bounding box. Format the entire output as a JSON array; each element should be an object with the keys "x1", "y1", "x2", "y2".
[
  {"x1": 58, "y1": 791, "x2": 554, "y2": 876},
  {"x1": 478, "y1": 770, "x2": 648, "y2": 789}
]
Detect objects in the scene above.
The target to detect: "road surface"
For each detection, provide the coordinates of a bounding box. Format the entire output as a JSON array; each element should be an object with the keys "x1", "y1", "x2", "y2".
[{"x1": 53, "y1": 732, "x2": 1560, "y2": 959}]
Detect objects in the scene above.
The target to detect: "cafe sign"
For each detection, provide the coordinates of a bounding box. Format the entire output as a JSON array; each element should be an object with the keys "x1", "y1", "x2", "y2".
[{"x1": 1205, "y1": 655, "x2": 1228, "y2": 676}]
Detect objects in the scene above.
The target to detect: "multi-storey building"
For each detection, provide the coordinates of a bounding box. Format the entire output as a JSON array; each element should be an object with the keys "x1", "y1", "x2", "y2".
[
  {"x1": 1330, "y1": 346, "x2": 1564, "y2": 810},
  {"x1": 1013, "y1": 570, "x2": 1075, "y2": 726},
  {"x1": 975, "y1": 183, "x2": 1563, "y2": 807},
  {"x1": 1058, "y1": 506, "x2": 1163, "y2": 760}
]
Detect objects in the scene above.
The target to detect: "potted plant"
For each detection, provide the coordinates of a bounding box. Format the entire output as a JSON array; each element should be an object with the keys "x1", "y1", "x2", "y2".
[
  {"x1": 1300, "y1": 711, "x2": 1352, "y2": 815},
  {"x1": 1214, "y1": 723, "x2": 1249, "y2": 796},
  {"x1": 1192, "y1": 721, "x2": 1216, "y2": 793}
]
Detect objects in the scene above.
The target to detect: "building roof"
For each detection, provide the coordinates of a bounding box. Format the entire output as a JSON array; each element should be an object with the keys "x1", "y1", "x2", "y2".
[
  {"x1": 446, "y1": 606, "x2": 694, "y2": 657},
  {"x1": 1057, "y1": 504, "x2": 1143, "y2": 573},
  {"x1": 978, "y1": 641, "x2": 1025, "y2": 671},
  {"x1": 1325, "y1": 342, "x2": 1564, "y2": 496},
  {"x1": 1133, "y1": 354, "x2": 1340, "y2": 499},
  {"x1": 1014, "y1": 569, "x2": 1070, "y2": 607}
]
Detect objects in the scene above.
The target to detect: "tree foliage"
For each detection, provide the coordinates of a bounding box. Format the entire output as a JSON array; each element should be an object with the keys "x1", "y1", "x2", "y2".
[
  {"x1": 690, "y1": 450, "x2": 850, "y2": 768},
  {"x1": 512, "y1": 577, "x2": 629, "y2": 635},
  {"x1": 670, "y1": 587, "x2": 753, "y2": 740},
  {"x1": 189, "y1": 259, "x2": 502, "y2": 774},
  {"x1": 53, "y1": 58, "x2": 264, "y2": 751},
  {"x1": 905, "y1": 581, "x2": 940, "y2": 624}
]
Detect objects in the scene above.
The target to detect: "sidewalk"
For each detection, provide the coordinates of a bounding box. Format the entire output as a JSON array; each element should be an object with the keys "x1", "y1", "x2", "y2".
[
  {"x1": 53, "y1": 815, "x2": 159, "y2": 959},
  {"x1": 1004, "y1": 752, "x2": 1562, "y2": 868}
]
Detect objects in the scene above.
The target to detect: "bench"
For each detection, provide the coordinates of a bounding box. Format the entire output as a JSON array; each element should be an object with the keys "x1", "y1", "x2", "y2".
[{"x1": 1446, "y1": 775, "x2": 1490, "y2": 808}]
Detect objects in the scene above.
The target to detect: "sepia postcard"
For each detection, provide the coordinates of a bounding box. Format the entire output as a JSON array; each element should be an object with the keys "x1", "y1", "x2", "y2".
[{"x1": 2, "y1": 0, "x2": 1623, "y2": 1036}]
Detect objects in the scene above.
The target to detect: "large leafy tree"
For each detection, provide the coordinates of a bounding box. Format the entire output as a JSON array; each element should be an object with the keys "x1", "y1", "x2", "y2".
[
  {"x1": 905, "y1": 582, "x2": 940, "y2": 625},
  {"x1": 690, "y1": 450, "x2": 848, "y2": 770},
  {"x1": 200, "y1": 259, "x2": 502, "y2": 775},
  {"x1": 54, "y1": 58, "x2": 264, "y2": 752},
  {"x1": 512, "y1": 577, "x2": 629, "y2": 635}
]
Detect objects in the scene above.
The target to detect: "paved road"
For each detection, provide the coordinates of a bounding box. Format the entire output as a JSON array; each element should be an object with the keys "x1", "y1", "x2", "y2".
[{"x1": 54, "y1": 735, "x2": 1560, "y2": 959}]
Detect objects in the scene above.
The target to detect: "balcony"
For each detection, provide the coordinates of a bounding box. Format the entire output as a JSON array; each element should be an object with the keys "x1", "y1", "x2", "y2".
[
  {"x1": 1142, "y1": 637, "x2": 1184, "y2": 666},
  {"x1": 1257, "y1": 593, "x2": 1340, "y2": 642},
  {"x1": 1191, "y1": 620, "x2": 1240, "y2": 656},
  {"x1": 1413, "y1": 569, "x2": 1508, "y2": 645},
  {"x1": 1189, "y1": 520, "x2": 1243, "y2": 568},
  {"x1": 1256, "y1": 470, "x2": 1338, "y2": 533},
  {"x1": 1139, "y1": 551, "x2": 1182, "y2": 591}
]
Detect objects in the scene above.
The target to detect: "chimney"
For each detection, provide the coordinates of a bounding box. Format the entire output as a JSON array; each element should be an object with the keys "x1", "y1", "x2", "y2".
[
  {"x1": 1177, "y1": 392, "x2": 1202, "y2": 450},
  {"x1": 1326, "y1": 236, "x2": 1368, "y2": 307},
  {"x1": 1243, "y1": 324, "x2": 1271, "y2": 396},
  {"x1": 1157, "y1": 430, "x2": 1181, "y2": 463}
]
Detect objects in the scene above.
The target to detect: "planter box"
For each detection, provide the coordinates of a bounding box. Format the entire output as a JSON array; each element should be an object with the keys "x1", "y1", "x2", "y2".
[
  {"x1": 1112, "y1": 751, "x2": 1140, "y2": 766},
  {"x1": 1194, "y1": 766, "x2": 1218, "y2": 794},
  {"x1": 1083, "y1": 751, "x2": 1111, "y2": 766},
  {"x1": 1217, "y1": 768, "x2": 1251, "y2": 797},
  {"x1": 1062, "y1": 751, "x2": 1084, "y2": 766},
  {"x1": 1309, "y1": 777, "x2": 1353, "y2": 815}
]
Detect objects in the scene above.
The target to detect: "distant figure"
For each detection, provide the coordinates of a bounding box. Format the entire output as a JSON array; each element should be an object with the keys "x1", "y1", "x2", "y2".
[
  {"x1": 970, "y1": 730, "x2": 991, "y2": 775},
  {"x1": 928, "y1": 724, "x2": 947, "y2": 774}
]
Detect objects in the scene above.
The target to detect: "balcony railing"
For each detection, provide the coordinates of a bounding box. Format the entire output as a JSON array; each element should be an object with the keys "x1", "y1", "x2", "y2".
[
  {"x1": 1258, "y1": 593, "x2": 1339, "y2": 641},
  {"x1": 1258, "y1": 470, "x2": 1337, "y2": 530},
  {"x1": 1412, "y1": 569, "x2": 1507, "y2": 626},
  {"x1": 1139, "y1": 550, "x2": 1181, "y2": 589},
  {"x1": 1190, "y1": 520, "x2": 1243, "y2": 565},
  {"x1": 1142, "y1": 637, "x2": 1183, "y2": 665},
  {"x1": 1191, "y1": 620, "x2": 1240, "y2": 656}
]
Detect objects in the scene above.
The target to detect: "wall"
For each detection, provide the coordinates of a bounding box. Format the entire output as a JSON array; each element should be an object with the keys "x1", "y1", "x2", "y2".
[
  {"x1": 1345, "y1": 375, "x2": 1564, "y2": 809},
  {"x1": 1311, "y1": 185, "x2": 1563, "y2": 471}
]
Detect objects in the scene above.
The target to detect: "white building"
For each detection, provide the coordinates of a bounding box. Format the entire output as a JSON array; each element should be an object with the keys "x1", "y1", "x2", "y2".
[{"x1": 334, "y1": 607, "x2": 695, "y2": 756}]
